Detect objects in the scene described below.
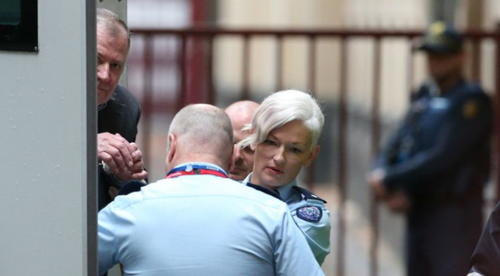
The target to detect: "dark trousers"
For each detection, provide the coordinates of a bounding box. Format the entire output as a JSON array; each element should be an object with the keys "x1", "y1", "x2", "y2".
[{"x1": 406, "y1": 196, "x2": 482, "y2": 276}]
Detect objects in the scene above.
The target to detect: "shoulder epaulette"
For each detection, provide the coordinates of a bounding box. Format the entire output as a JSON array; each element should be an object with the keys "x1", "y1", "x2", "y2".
[
  {"x1": 247, "y1": 183, "x2": 283, "y2": 201},
  {"x1": 292, "y1": 186, "x2": 327, "y2": 203}
]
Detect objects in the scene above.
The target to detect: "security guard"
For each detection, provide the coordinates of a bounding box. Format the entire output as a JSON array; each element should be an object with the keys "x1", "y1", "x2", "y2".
[
  {"x1": 367, "y1": 21, "x2": 493, "y2": 276},
  {"x1": 238, "y1": 90, "x2": 331, "y2": 266}
]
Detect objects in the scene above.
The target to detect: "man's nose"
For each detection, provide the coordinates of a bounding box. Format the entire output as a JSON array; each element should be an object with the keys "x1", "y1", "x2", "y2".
[
  {"x1": 97, "y1": 63, "x2": 110, "y2": 82},
  {"x1": 229, "y1": 145, "x2": 241, "y2": 171},
  {"x1": 233, "y1": 146, "x2": 243, "y2": 160}
]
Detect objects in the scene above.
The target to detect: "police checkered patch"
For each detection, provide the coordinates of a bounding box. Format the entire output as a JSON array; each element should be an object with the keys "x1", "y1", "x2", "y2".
[{"x1": 296, "y1": 206, "x2": 323, "y2": 223}]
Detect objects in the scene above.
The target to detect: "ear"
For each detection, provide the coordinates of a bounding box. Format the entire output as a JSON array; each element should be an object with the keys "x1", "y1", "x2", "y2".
[
  {"x1": 226, "y1": 144, "x2": 235, "y2": 172},
  {"x1": 166, "y1": 133, "x2": 177, "y2": 164},
  {"x1": 304, "y1": 145, "x2": 320, "y2": 167}
]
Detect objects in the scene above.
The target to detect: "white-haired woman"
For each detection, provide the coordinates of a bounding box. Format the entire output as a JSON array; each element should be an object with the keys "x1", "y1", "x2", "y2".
[{"x1": 240, "y1": 89, "x2": 331, "y2": 265}]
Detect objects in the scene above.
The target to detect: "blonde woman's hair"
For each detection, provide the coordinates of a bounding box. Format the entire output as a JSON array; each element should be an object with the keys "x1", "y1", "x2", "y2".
[{"x1": 240, "y1": 89, "x2": 324, "y2": 151}]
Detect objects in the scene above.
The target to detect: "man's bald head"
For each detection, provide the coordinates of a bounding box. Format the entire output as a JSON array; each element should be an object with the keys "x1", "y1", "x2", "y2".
[
  {"x1": 225, "y1": 100, "x2": 259, "y2": 180},
  {"x1": 166, "y1": 104, "x2": 234, "y2": 172},
  {"x1": 225, "y1": 101, "x2": 260, "y2": 136}
]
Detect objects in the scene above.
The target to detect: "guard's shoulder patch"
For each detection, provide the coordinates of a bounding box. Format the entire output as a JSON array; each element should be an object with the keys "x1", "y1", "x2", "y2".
[
  {"x1": 462, "y1": 99, "x2": 478, "y2": 119},
  {"x1": 296, "y1": 206, "x2": 323, "y2": 222},
  {"x1": 292, "y1": 186, "x2": 327, "y2": 203}
]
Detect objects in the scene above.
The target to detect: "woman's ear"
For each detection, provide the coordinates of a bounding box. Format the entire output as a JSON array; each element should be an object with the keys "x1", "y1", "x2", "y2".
[{"x1": 304, "y1": 145, "x2": 320, "y2": 167}]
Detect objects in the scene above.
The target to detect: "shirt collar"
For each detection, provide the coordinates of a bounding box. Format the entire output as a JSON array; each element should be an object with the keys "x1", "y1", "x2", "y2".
[
  {"x1": 173, "y1": 162, "x2": 226, "y2": 172},
  {"x1": 241, "y1": 173, "x2": 252, "y2": 185},
  {"x1": 98, "y1": 102, "x2": 107, "y2": 111},
  {"x1": 276, "y1": 179, "x2": 297, "y2": 202},
  {"x1": 242, "y1": 172, "x2": 298, "y2": 201}
]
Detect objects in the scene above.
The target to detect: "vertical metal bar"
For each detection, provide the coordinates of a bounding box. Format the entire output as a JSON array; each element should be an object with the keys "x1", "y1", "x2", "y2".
[
  {"x1": 336, "y1": 37, "x2": 348, "y2": 276},
  {"x1": 207, "y1": 35, "x2": 215, "y2": 104},
  {"x1": 242, "y1": 35, "x2": 250, "y2": 100},
  {"x1": 190, "y1": 0, "x2": 207, "y2": 23},
  {"x1": 407, "y1": 37, "x2": 415, "y2": 95},
  {"x1": 369, "y1": 38, "x2": 382, "y2": 276},
  {"x1": 142, "y1": 34, "x2": 154, "y2": 169},
  {"x1": 276, "y1": 35, "x2": 283, "y2": 92},
  {"x1": 308, "y1": 36, "x2": 317, "y2": 94},
  {"x1": 85, "y1": 3, "x2": 97, "y2": 275},
  {"x1": 471, "y1": 39, "x2": 481, "y2": 83},
  {"x1": 186, "y1": 35, "x2": 205, "y2": 104},
  {"x1": 178, "y1": 35, "x2": 187, "y2": 111},
  {"x1": 306, "y1": 35, "x2": 317, "y2": 190},
  {"x1": 495, "y1": 25, "x2": 500, "y2": 202}
]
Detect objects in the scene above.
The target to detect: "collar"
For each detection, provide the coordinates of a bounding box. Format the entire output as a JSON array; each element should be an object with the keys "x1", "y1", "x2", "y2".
[
  {"x1": 166, "y1": 162, "x2": 228, "y2": 179},
  {"x1": 242, "y1": 172, "x2": 298, "y2": 202},
  {"x1": 428, "y1": 78, "x2": 466, "y2": 98},
  {"x1": 276, "y1": 179, "x2": 297, "y2": 202},
  {"x1": 98, "y1": 102, "x2": 107, "y2": 111},
  {"x1": 241, "y1": 173, "x2": 252, "y2": 185}
]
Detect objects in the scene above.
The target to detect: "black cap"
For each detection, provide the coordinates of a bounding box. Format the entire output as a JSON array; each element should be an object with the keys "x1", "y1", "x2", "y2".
[{"x1": 417, "y1": 21, "x2": 464, "y2": 54}]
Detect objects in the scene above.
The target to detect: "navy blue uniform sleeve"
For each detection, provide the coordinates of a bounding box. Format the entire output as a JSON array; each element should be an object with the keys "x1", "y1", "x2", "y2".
[
  {"x1": 374, "y1": 86, "x2": 428, "y2": 169},
  {"x1": 469, "y1": 200, "x2": 500, "y2": 275},
  {"x1": 374, "y1": 114, "x2": 411, "y2": 169},
  {"x1": 383, "y1": 92, "x2": 492, "y2": 192}
]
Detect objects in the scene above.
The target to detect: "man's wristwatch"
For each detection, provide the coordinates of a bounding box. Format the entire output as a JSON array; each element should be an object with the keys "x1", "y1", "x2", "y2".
[{"x1": 99, "y1": 161, "x2": 126, "y2": 186}]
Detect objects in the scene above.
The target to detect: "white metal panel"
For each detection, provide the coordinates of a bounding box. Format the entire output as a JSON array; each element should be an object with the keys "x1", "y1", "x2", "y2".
[{"x1": 0, "y1": 0, "x2": 95, "y2": 275}]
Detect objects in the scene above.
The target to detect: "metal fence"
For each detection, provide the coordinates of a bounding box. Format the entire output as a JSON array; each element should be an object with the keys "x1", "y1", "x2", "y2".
[{"x1": 128, "y1": 26, "x2": 500, "y2": 276}]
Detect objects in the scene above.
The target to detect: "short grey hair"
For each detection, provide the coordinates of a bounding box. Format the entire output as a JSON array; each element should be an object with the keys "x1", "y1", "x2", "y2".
[
  {"x1": 96, "y1": 8, "x2": 131, "y2": 51},
  {"x1": 168, "y1": 104, "x2": 234, "y2": 161},
  {"x1": 240, "y1": 89, "x2": 324, "y2": 151}
]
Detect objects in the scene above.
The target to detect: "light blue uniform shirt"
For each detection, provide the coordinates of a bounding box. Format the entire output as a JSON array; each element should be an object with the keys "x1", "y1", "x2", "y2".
[
  {"x1": 98, "y1": 163, "x2": 324, "y2": 276},
  {"x1": 243, "y1": 173, "x2": 331, "y2": 264}
]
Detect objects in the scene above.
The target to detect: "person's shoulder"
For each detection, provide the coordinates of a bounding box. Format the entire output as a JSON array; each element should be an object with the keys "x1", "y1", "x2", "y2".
[
  {"x1": 221, "y1": 178, "x2": 289, "y2": 209},
  {"x1": 106, "y1": 178, "x2": 173, "y2": 211},
  {"x1": 288, "y1": 186, "x2": 329, "y2": 222},
  {"x1": 101, "y1": 185, "x2": 146, "y2": 213},
  {"x1": 114, "y1": 84, "x2": 134, "y2": 96},
  {"x1": 246, "y1": 183, "x2": 282, "y2": 200},
  {"x1": 455, "y1": 81, "x2": 487, "y2": 97},
  {"x1": 411, "y1": 82, "x2": 433, "y2": 101},
  {"x1": 447, "y1": 82, "x2": 492, "y2": 122},
  {"x1": 113, "y1": 85, "x2": 141, "y2": 108},
  {"x1": 454, "y1": 82, "x2": 491, "y2": 106},
  {"x1": 145, "y1": 176, "x2": 287, "y2": 210},
  {"x1": 292, "y1": 186, "x2": 327, "y2": 204}
]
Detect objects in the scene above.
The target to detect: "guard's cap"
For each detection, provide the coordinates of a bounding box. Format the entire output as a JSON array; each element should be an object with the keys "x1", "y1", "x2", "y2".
[{"x1": 417, "y1": 21, "x2": 464, "y2": 54}]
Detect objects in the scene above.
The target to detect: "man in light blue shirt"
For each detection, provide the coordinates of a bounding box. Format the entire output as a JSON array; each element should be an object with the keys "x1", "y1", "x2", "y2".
[{"x1": 98, "y1": 104, "x2": 325, "y2": 276}]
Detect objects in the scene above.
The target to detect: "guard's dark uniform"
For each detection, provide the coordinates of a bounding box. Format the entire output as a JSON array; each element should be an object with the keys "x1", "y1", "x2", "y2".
[{"x1": 375, "y1": 80, "x2": 492, "y2": 276}]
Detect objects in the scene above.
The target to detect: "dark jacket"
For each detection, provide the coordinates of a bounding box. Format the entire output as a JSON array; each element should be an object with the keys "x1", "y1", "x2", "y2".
[
  {"x1": 376, "y1": 80, "x2": 492, "y2": 201},
  {"x1": 98, "y1": 85, "x2": 141, "y2": 210}
]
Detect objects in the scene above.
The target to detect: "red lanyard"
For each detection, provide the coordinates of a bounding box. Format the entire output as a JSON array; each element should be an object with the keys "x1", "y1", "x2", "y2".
[{"x1": 165, "y1": 164, "x2": 228, "y2": 179}]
